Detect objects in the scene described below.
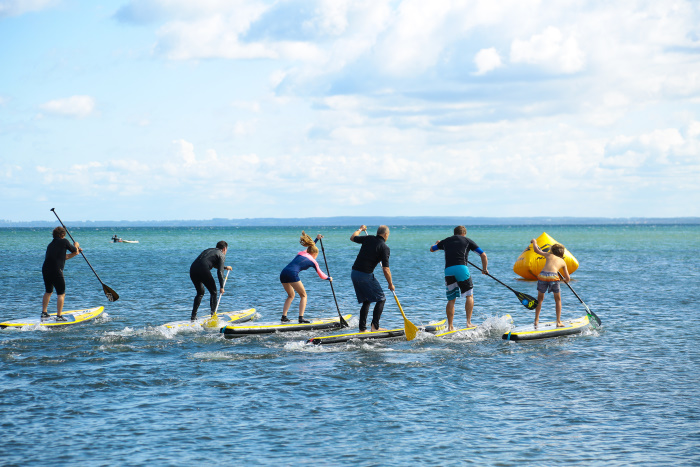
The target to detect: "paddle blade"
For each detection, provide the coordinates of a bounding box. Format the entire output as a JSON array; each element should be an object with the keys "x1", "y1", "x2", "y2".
[
  {"x1": 103, "y1": 284, "x2": 119, "y2": 302},
  {"x1": 339, "y1": 315, "x2": 349, "y2": 328},
  {"x1": 203, "y1": 313, "x2": 219, "y2": 329},
  {"x1": 515, "y1": 291, "x2": 537, "y2": 310},
  {"x1": 585, "y1": 305, "x2": 602, "y2": 327},
  {"x1": 403, "y1": 317, "x2": 419, "y2": 341}
]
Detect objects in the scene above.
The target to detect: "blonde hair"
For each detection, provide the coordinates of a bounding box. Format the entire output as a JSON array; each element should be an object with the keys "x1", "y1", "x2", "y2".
[{"x1": 300, "y1": 231, "x2": 318, "y2": 254}]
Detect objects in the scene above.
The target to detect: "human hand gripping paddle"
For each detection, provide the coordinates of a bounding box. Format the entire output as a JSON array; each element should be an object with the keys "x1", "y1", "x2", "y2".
[
  {"x1": 204, "y1": 269, "x2": 230, "y2": 328},
  {"x1": 558, "y1": 272, "x2": 602, "y2": 327},
  {"x1": 318, "y1": 237, "x2": 348, "y2": 328},
  {"x1": 466, "y1": 260, "x2": 538, "y2": 310},
  {"x1": 50, "y1": 208, "x2": 119, "y2": 302}
]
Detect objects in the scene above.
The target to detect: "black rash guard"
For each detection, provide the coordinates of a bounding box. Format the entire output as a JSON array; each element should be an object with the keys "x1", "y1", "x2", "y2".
[
  {"x1": 43, "y1": 238, "x2": 77, "y2": 272},
  {"x1": 434, "y1": 235, "x2": 482, "y2": 268},
  {"x1": 351, "y1": 235, "x2": 390, "y2": 274}
]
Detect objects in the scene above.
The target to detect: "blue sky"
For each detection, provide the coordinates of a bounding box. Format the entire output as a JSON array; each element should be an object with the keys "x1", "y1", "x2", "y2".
[{"x1": 1, "y1": 0, "x2": 699, "y2": 221}]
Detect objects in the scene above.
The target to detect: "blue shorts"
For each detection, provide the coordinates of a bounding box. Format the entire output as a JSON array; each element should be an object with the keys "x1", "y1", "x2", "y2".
[
  {"x1": 351, "y1": 269, "x2": 385, "y2": 303},
  {"x1": 444, "y1": 265, "x2": 473, "y2": 301},
  {"x1": 280, "y1": 268, "x2": 300, "y2": 284}
]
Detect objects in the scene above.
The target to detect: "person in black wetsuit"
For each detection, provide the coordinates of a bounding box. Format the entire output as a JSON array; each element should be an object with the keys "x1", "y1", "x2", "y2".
[
  {"x1": 41, "y1": 226, "x2": 82, "y2": 321},
  {"x1": 350, "y1": 225, "x2": 395, "y2": 332},
  {"x1": 429, "y1": 225, "x2": 488, "y2": 331},
  {"x1": 190, "y1": 241, "x2": 232, "y2": 321}
]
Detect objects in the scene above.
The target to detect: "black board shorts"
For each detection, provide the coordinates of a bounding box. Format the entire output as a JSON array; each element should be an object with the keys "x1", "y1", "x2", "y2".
[
  {"x1": 351, "y1": 269, "x2": 385, "y2": 303},
  {"x1": 42, "y1": 266, "x2": 66, "y2": 295}
]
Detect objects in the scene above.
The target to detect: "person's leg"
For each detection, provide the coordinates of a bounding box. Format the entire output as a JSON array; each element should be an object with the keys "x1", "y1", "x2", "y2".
[
  {"x1": 290, "y1": 281, "x2": 308, "y2": 322},
  {"x1": 282, "y1": 282, "x2": 295, "y2": 320},
  {"x1": 190, "y1": 272, "x2": 206, "y2": 321},
  {"x1": 534, "y1": 291, "x2": 545, "y2": 326},
  {"x1": 359, "y1": 301, "x2": 371, "y2": 332},
  {"x1": 56, "y1": 294, "x2": 65, "y2": 316},
  {"x1": 465, "y1": 295, "x2": 474, "y2": 327},
  {"x1": 554, "y1": 292, "x2": 563, "y2": 327},
  {"x1": 42, "y1": 293, "x2": 51, "y2": 315},
  {"x1": 446, "y1": 299, "x2": 456, "y2": 331},
  {"x1": 370, "y1": 299, "x2": 386, "y2": 331},
  {"x1": 201, "y1": 272, "x2": 218, "y2": 316}
]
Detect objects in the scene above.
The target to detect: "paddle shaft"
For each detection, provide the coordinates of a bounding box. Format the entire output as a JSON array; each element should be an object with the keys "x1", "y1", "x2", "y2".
[
  {"x1": 558, "y1": 272, "x2": 602, "y2": 326},
  {"x1": 318, "y1": 238, "x2": 348, "y2": 328},
  {"x1": 50, "y1": 208, "x2": 118, "y2": 301},
  {"x1": 466, "y1": 260, "x2": 538, "y2": 309},
  {"x1": 212, "y1": 269, "x2": 230, "y2": 315}
]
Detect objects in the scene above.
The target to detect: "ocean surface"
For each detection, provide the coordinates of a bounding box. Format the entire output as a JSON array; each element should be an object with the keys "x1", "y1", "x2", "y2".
[{"x1": 1, "y1": 225, "x2": 698, "y2": 466}]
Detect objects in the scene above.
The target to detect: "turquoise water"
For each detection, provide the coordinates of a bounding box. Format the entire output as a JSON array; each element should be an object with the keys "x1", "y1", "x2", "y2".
[{"x1": 1, "y1": 225, "x2": 698, "y2": 466}]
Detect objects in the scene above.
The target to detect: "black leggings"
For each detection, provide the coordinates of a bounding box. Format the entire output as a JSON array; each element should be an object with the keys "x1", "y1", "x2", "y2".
[
  {"x1": 190, "y1": 268, "x2": 217, "y2": 319},
  {"x1": 359, "y1": 299, "x2": 385, "y2": 331}
]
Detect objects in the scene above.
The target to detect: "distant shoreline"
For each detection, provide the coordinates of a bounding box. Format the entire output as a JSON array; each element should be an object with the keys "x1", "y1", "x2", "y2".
[{"x1": 2, "y1": 216, "x2": 699, "y2": 227}]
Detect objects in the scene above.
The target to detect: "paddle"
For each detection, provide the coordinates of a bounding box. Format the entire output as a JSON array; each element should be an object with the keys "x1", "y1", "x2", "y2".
[
  {"x1": 558, "y1": 272, "x2": 601, "y2": 327},
  {"x1": 466, "y1": 260, "x2": 538, "y2": 310},
  {"x1": 203, "y1": 269, "x2": 230, "y2": 328},
  {"x1": 391, "y1": 291, "x2": 419, "y2": 341},
  {"x1": 50, "y1": 208, "x2": 119, "y2": 302},
  {"x1": 318, "y1": 237, "x2": 349, "y2": 328}
]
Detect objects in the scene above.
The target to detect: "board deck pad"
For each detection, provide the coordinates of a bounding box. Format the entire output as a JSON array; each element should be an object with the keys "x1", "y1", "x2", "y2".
[
  {"x1": 163, "y1": 308, "x2": 256, "y2": 329},
  {"x1": 221, "y1": 314, "x2": 352, "y2": 338},
  {"x1": 307, "y1": 319, "x2": 447, "y2": 345},
  {"x1": 503, "y1": 315, "x2": 590, "y2": 341},
  {"x1": 0, "y1": 306, "x2": 105, "y2": 329}
]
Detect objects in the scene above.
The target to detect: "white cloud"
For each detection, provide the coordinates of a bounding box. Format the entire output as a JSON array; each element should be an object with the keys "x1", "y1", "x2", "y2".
[
  {"x1": 474, "y1": 48, "x2": 502, "y2": 75},
  {"x1": 0, "y1": 0, "x2": 55, "y2": 17},
  {"x1": 510, "y1": 26, "x2": 585, "y2": 73},
  {"x1": 39, "y1": 95, "x2": 96, "y2": 118}
]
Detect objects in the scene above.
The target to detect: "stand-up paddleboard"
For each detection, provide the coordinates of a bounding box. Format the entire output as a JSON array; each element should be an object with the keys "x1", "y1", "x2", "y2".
[
  {"x1": 503, "y1": 315, "x2": 590, "y2": 341},
  {"x1": 163, "y1": 308, "x2": 256, "y2": 329},
  {"x1": 307, "y1": 319, "x2": 447, "y2": 345},
  {"x1": 122, "y1": 240, "x2": 139, "y2": 244},
  {"x1": 435, "y1": 314, "x2": 512, "y2": 338},
  {"x1": 221, "y1": 314, "x2": 352, "y2": 338},
  {"x1": 0, "y1": 306, "x2": 105, "y2": 329}
]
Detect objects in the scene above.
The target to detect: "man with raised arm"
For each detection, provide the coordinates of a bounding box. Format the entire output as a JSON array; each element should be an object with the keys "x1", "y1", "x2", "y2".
[
  {"x1": 350, "y1": 225, "x2": 394, "y2": 332},
  {"x1": 430, "y1": 226, "x2": 488, "y2": 331}
]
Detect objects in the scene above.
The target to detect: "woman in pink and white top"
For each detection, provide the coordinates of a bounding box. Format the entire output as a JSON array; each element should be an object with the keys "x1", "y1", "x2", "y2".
[{"x1": 279, "y1": 231, "x2": 332, "y2": 323}]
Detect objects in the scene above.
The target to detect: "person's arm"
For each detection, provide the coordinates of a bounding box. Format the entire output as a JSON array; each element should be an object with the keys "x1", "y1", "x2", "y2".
[
  {"x1": 559, "y1": 263, "x2": 570, "y2": 283},
  {"x1": 217, "y1": 253, "x2": 226, "y2": 292},
  {"x1": 382, "y1": 266, "x2": 395, "y2": 291},
  {"x1": 309, "y1": 256, "x2": 330, "y2": 281},
  {"x1": 531, "y1": 239, "x2": 546, "y2": 257},
  {"x1": 479, "y1": 251, "x2": 488, "y2": 275},
  {"x1": 350, "y1": 225, "x2": 367, "y2": 241},
  {"x1": 65, "y1": 241, "x2": 80, "y2": 260},
  {"x1": 429, "y1": 240, "x2": 443, "y2": 252}
]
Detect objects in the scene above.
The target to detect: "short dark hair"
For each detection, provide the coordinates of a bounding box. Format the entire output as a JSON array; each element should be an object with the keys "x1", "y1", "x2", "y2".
[
  {"x1": 454, "y1": 226, "x2": 466, "y2": 235},
  {"x1": 52, "y1": 227, "x2": 66, "y2": 239},
  {"x1": 216, "y1": 241, "x2": 228, "y2": 250},
  {"x1": 551, "y1": 243, "x2": 565, "y2": 258}
]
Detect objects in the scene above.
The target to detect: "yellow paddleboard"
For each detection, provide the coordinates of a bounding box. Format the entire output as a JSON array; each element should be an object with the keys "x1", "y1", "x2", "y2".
[
  {"x1": 435, "y1": 314, "x2": 513, "y2": 337},
  {"x1": 163, "y1": 308, "x2": 256, "y2": 329},
  {"x1": 0, "y1": 306, "x2": 105, "y2": 329},
  {"x1": 503, "y1": 315, "x2": 590, "y2": 341},
  {"x1": 308, "y1": 319, "x2": 446, "y2": 345},
  {"x1": 222, "y1": 314, "x2": 352, "y2": 338}
]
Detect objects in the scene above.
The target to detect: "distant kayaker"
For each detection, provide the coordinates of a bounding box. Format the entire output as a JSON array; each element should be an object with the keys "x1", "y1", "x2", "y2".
[
  {"x1": 350, "y1": 225, "x2": 394, "y2": 332},
  {"x1": 41, "y1": 226, "x2": 82, "y2": 321},
  {"x1": 430, "y1": 226, "x2": 488, "y2": 331},
  {"x1": 189, "y1": 241, "x2": 232, "y2": 321},
  {"x1": 531, "y1": 238, "x2": 571, "y2": 328},
  {"x1": 279, "y1": 231, "x2": 332, "y2": 323}
]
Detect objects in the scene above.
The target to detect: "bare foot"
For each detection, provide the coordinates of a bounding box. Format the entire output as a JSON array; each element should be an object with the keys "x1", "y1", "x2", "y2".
[
  {"x1": 371, "y1": 326, "x2": 387, "y2": 332},
  {"x1": 466, "y1": 322, "x2": 473, "y2": 328},
  {"x1": 447, "y1": 325, "x2": 455, "y2": 332},
  {"x1": 534, "y1": 320, "x2": 538, "y2": 328},
  {"x1": 556, "y1": 321, "x2": 566, "y2": 328}
]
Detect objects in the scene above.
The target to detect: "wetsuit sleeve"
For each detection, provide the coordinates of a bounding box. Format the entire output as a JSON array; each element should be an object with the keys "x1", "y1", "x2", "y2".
[
  {"x1": 310, "y1": 257, "x2": 329, "y2": 280},
  {"x1": 64, "y1": 238, "x2": 77, "y2": 254},
  {"x1": 433, "y1": 238, "x2": 446, "y2": 251},
  {"x1": 468, "y1": 239, "x2": 482, "y2": 253},
  {"x1": 216, "y1": 251, "x2": 226, "y2": 287},
  {"x1": 380, "y1": 245, "x2": 390, "y2": 268},
  {"x1": 352, "y1": 235, "x2": 365, "y2": 244}
]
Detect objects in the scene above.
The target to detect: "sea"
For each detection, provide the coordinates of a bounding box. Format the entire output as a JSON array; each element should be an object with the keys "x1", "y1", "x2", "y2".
[{"x1": 1, "y1": 224, "x2": 698, "y2": 466}]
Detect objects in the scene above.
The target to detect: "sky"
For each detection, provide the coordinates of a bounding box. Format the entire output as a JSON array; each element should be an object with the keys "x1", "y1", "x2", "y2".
[{"x1": 1, "y1": 0, "x2": 699, "y2": 222}]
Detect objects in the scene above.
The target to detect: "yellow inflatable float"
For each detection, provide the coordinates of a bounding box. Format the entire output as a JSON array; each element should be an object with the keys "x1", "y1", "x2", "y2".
[{"x1": 513, "y1": 232, "x2": 579, "y2": 280}]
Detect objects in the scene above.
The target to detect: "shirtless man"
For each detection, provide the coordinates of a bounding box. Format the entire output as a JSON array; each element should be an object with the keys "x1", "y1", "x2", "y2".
[
  {"x1": 531, "y1": 239, "x2": 571, "y2": 328},
  {"x1": 350, "y1": 225, "x2": 394, "y2": 332}
]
